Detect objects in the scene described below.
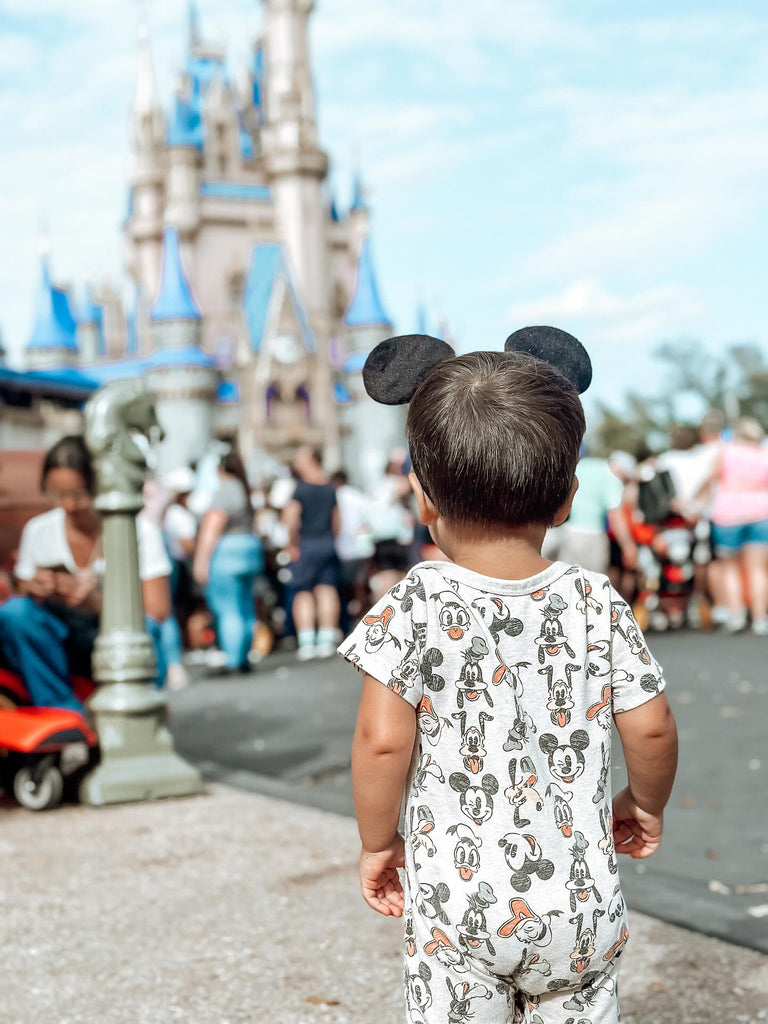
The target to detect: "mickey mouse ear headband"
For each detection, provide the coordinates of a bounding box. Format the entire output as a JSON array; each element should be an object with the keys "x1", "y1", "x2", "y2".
[
  {"x1": 505, "y1": 326, "x2": 592, "y2": 395},
  {"x1": 362, "y1": 326, "x2": 591, "y2": 406},
  {"x1": 362, "y1": 334, "x2": 455, "y2": 406}
]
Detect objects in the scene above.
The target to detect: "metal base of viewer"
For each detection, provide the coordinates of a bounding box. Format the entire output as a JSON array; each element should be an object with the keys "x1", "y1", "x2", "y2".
[{"x1": 79, "y1": 680, "x2": 202, "y2": 807}]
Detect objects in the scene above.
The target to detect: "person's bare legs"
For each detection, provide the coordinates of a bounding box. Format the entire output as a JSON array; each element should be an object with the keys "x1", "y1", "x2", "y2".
[
  {"x1": 744, "y1": 544, "x2": 768, "y2": 629},
  {"x1": 315, "y1": 584, "x2": 340, "y2": 631},
  {"x1": 708, "y1": 557, "x2": 728, "y2": 607},
  {"x1": 314, "y1": 584, "x2": 341, "y2": 657},
  {"x1": 718, "y1": 552, "x2": 747, "y2": 631},
  {"x1": 293, "y1": 590, "x2": 317, "y2": 633},
  {"x1": 293, "y1": 589, "x2": 318, "y2": 659},
  {"x1": 707, "y1": 556, "x2": 732, "y2": 628}
]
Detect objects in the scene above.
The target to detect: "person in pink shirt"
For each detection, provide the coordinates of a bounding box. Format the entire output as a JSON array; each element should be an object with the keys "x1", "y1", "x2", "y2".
[{"x1": 708, "y1": 417, "x2": 768, "y2": 633}]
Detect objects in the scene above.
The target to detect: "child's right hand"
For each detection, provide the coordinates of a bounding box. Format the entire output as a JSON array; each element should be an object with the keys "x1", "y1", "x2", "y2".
[
  {"x1": 612, "y1": 786, "x2": 663, "y2": 859},
  {"x1": 359, "y1": 836, "x2": 405, "y2": 917}
]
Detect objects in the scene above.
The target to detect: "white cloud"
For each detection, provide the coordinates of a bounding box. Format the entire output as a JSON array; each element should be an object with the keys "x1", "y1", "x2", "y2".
[
  {"x1": 519, "y1": 82, "x2": 768, "y2": 281},
  {"x1": 312, "y1": 0, "x2": 592, "y2": 62},
  {"x1": 501, "y1": 278, "x2": 707, "y2": 414},
  {"x1": 506, "y1": 278, "x2": 702, "y2": 346}
]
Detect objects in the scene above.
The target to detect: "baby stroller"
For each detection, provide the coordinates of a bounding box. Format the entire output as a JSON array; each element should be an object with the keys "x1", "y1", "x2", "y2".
[
  {"x1": 0, "y1": 665, "x2": 98, "y2": 810},
  {"x1": 631, "y1": 468, "x2": 709, "y2": 631}
]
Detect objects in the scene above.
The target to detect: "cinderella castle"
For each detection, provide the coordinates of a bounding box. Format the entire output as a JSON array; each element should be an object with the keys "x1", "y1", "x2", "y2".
[{"x1": 13, "y1": 0, "x2": 406, "y2": 484}]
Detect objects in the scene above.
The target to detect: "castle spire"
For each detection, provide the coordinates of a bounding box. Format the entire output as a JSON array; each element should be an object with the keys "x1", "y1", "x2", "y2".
[
  {"x1": 350, "y1": 172, "x2": 366, "y2": 212},
  {"x1": 127, "y1": 14, "x2": 166, "y2": 327},
  {"x1": 132, "y1": 14, "x2": 164, "y2": 158},
  {"x1": 416, "y1": 303, "x2": 428, "y2": 336},
  {"x1": 134, "y1": 17, "x2": 159, "y2": 117},
  {"x1": 150, "y1": 227, "x2": 201, "y2": 323},
  {"x1": 78, "y1": 285, "x2": 104, "y2": 365},
  {"x1": 188, "y1": 0, "x2": 201, "y2": 56},
  {"x1": 344, "y1": 235, "x2": 391, "y2": 328},
  {"x1": 262, "y1": 0, "x2": 318, "y2": 141},
  {"x1": 261, "y1": 0, "x2": 329, "y2": 315}
]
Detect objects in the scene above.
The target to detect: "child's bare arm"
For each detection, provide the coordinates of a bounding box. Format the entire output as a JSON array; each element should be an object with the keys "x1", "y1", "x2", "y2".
[
  {"x1": 613, "y1": 692, "x2": 678, "y2": 858},
  {"x1": 351, "y1": 674, "x2": 417, "y2": 915}
]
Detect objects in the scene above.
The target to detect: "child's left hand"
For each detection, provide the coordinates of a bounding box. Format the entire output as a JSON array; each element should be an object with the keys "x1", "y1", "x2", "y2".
[{"x1": 359, "y1": 835, "x2": 405, "y2": 917}]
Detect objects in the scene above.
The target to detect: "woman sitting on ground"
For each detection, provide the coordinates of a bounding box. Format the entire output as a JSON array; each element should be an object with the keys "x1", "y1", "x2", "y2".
[{"x1": 0, "y1": 435, "x2": 172, "y2": 711}]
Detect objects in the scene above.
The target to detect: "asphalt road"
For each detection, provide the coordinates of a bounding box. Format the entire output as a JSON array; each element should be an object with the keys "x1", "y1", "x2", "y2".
[{"x1": 168, "y1": 631, "x2": 768, "y2": 953}]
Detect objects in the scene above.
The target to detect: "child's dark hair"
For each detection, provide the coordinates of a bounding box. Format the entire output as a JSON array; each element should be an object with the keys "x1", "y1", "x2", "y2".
[
  {"x1": 406, "y1": 351, "x2": 585, "y2": 528},
  {"x1": 41, "y1": 435, "x2": 95, "y2": 496}
]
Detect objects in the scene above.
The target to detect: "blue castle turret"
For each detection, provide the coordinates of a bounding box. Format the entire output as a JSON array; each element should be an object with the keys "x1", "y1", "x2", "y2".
[
  {"x1": 146, "y1": 226, "x2": 217, "y2": 474},
  {"x1": 344, "y1": 235, "x2": 391, "y2": 329},
  {"x1": 26, "y1": 253, "x2": 79, "y2": 370},
  {"x1": 167, "y1": 90, "x2": 203, "y2": 151},
  {"x1": 150, "y1": 225, "x2": 202, "y2": 325},
  {"x1": 340, "y1": 232, "x2": 402, "y2": 488}
]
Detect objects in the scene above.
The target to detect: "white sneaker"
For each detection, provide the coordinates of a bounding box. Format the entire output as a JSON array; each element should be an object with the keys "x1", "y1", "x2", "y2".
[
  {"x1": 205, "y1": 648, "x2": 230, "y2": 669},
  {"x1": 296, "y1": 644, "x2": 317, "y2": 662},
  {"x1": 166, "y1": 664, "x2": 189, "y2": 691},
  {"x1": 711, "y1": 606, "x2": 730, "y2": 628},
  {"x1": 752, "y1": 618, "x2": 768, "y2": 636},
  {"x1": 314, "y1": 642, "x2": 336, "y2": 659},
  {"x1": 724, "y1": 612, "x2": 747, "y2": 634}
]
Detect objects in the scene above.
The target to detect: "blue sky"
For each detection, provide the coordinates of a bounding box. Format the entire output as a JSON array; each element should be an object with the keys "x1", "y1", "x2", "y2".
[{"x1": 1, "y1": 0, "x2": 767, "y2": 418}]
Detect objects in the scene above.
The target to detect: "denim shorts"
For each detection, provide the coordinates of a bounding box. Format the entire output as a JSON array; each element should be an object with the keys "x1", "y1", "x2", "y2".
[
  {"x1": 290, "y1": 537, "x2": 340, "y2": 591},
  {"x1": 711, "y1": 519, "x2": 768, "y2": 553}
]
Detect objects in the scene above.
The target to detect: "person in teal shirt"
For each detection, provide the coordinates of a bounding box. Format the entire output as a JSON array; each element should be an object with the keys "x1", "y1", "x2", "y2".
[{"x1": 543, "y1": 454, "x2": 636, "y2": 573}]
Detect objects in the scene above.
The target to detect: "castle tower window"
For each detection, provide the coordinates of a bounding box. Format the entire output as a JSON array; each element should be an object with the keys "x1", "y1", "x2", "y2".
[
  {"x1": 228, "y1": 271, "x2": 245, "y2": 309},
  {"x1": 266, "y1": 382, "x2": 280, "y2": 419},
  {"x1": 296, "y1": 384, "x2": 310, "y2": 419},
  {"x1": 216, "y1": 123, "x2": 227, "y2": 173}
]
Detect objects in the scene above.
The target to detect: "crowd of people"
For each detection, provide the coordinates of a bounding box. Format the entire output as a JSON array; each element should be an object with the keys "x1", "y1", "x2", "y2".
[
  {"x1": 549, "y1": 411, "x2": 768, "y2": 634},
  {"x1": 153, "y1": 443, "x2": 432, "y2": 677},
  {"x1": 154, "y1": 409, "x2": 768, "y2": 671},
  {"x1": 3, "y1": 407, "x2": 768, "y2": 711},
  {"x1": 0, "y1": 435, "x2": 430, "y2": 707}
]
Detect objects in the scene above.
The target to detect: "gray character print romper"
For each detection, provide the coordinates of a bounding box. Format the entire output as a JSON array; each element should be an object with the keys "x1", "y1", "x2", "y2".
[{"x1": 340, "y1": 560, "x2": 666, "y2": 1024}]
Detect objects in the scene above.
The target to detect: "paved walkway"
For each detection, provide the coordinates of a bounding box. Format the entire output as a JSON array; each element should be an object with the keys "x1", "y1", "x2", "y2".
[
  {"x1": 168, "y1": 630, "x2": 768, "y2": 951},
  {"x1": 2, "y1": 785, "x2": 767, "y2": 1023}
]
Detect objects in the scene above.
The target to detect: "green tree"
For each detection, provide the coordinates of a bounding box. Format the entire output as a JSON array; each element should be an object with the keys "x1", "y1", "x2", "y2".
[{"x1": 591, "y1": 341, "x2": 768, "y2": 456}]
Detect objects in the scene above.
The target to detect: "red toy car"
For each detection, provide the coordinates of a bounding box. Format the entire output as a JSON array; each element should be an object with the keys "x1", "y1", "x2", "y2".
[{"x1": 0, "y1": 668, "x2": 98, "y2": 810}]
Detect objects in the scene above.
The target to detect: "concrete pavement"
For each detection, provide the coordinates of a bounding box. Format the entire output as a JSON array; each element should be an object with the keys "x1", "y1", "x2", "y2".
[
  {"x1": 168, "y1": 630, "x2": 768, "y2": 951},
  {"x1": 2, "y1": 784, "x2": 767, "y2": 1024}
]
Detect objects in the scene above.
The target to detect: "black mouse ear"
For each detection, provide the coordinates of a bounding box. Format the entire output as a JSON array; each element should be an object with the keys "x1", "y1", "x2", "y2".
[
  {"x1": 504, "y1": 326, "x2": 592, "y2": 394},
  {"x1": 363, "y1": 334, "x2": 455, "y2": 405}
]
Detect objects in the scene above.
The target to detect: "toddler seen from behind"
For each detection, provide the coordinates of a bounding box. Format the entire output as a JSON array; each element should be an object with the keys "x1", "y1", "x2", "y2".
[{"x1": 339, "y1": 333, "x2": 678, "y2": 1024}]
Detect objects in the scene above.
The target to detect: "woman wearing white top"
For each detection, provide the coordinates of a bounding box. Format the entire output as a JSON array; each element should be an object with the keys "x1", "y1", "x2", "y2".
[{"x1": 0, "y1": 436, "x2": 171, "y2": 711}]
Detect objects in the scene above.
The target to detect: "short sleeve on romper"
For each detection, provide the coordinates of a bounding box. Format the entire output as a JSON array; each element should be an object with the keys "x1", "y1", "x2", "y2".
[
  {"x1": 609, "y1": 588, "x2": 667, "y2": 713},
  {"x1": 338, "y1": 585, "x2": 424, "y2": 709}
]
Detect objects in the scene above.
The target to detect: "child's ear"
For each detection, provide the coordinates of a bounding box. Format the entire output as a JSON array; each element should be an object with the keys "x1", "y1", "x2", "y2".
[
  {"x1": 409, "y1": 471, "x2": 438, "y2": 526},
  {"x1": 552, "y1": 476, "x2": 579, "y2": 527}
]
